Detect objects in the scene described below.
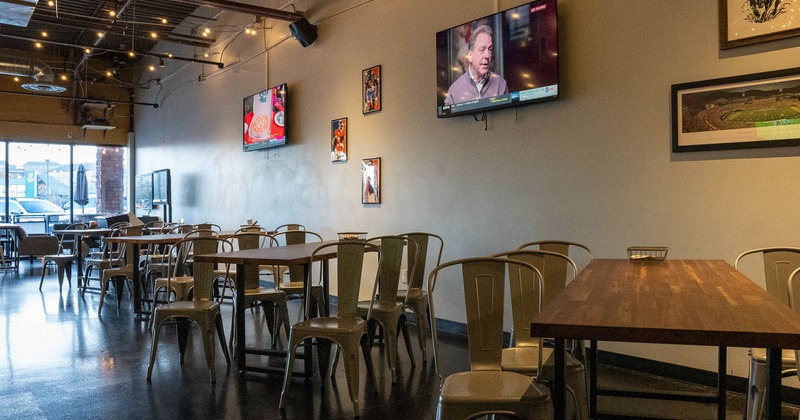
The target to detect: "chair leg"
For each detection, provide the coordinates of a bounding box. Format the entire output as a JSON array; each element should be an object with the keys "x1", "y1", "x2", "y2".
[
  {"x1": 360, "y1": 334, "x2": 378, "y2": 392},
  {"x1": 201, "y1": 315, "x2": 217, "y2": 383},
  {"x1": 176, "y1": 319, "x2": 190, "y2": 364},
  {"x1": 38, "y1": 260, "x2": 48, "y2": 291},
  {"x1": 147, "y1": 313, "x2": 164, "y2": 380},
  {"x1": 215, "y1": 312, "x2": 231, "y2": 366},
  {"x1": 341, "y1": 337, "x2": 362, "y2": 418},
  {"x1": 279, "y1": 332, "x2": 301, "y2": 411},
  {"x1": 745, "y1": 356, "x2": 766, "y2": 420},
  {"x1": 97, "y1": 275, "x2": 109, "y2": 314},
  {"x1": 399, "y1": 314, "x2": 415, "y2": 367},
  {"x1": 383, "y1": 318, "x2": 399, "y2": 383}
]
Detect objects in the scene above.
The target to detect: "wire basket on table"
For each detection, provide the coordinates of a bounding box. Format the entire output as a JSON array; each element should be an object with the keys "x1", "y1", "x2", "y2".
[{"x1": 627, "y1": 246, "x2": 668, "y2": 262}]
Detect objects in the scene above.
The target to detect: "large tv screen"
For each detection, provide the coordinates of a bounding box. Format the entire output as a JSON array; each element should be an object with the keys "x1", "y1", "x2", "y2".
[
  {"x1": 436, "y1": 0, "x2": 558, "y2": 118},
  {"x1": 243, "y1": 83, "x2": 287, "y2": 151},
  {"x1": 152, "y1": 169, "x2": 170, "y2": 206}
]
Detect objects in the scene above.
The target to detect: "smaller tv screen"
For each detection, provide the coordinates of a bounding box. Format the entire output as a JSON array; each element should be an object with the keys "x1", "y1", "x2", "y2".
[
  {"x1": 243, "y1": 83, "x2": 287, "y2": 151},
  {"x1": 152, "y1": 169, "x2": 170, "y2": 206},
  {"x1": 436, "y1": 0, "x2": 558, "y2": 118}
]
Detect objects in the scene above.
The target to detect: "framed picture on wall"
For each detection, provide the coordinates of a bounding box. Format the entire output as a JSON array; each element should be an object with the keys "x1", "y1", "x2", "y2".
[
  {"x1": 331, "y1": 118, "x2": 347, "y2": 162},
  {"x1": 362, "y1": 65, "x2": 381, "y2": 114},
  {"x1": 361, "y1": 157, "x2": 380, "y2": 204},
  {"x1": 719, "y1": 0, "x2": 800, "y2": 49},
  {"x1": 671, "y1": 66, "x2": 800, "y2": 152}
]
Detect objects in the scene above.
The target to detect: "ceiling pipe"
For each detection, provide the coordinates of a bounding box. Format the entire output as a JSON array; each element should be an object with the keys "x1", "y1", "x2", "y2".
[
  {"x1": 0, "y1": 33, "x2": 225, "y2": 68},
  {"x1": 0, "y1": 89, "x2": 159, "y2": 108},
  {"x1": 171, "y1": 0, "x2": 304, "y2": 21},
  {"x1": 73, "y1": 0, "x2": 135, "y2": 72}
]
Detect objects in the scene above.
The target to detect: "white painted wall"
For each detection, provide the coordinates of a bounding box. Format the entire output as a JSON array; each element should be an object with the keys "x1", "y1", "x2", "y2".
[{"x1": 134, "y1": 0, "x2": 800, "y2": 379}]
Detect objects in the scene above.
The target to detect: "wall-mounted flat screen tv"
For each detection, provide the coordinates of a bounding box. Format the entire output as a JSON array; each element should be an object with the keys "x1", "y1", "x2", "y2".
[
  {"x1": 152, "y1": 169, "x2": 170, "y2": 206},
  {"x1": 436, "y1": 0, "x2": 558, "y2": 118},
  {"x1": 243, "y1": 83, "x2": 287, "y2": 151}
]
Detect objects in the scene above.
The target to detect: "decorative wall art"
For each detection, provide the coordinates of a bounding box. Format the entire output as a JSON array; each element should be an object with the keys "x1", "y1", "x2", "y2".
[
  {"x1": 362, "y1": 65, "x2": 382, "y2": 114},
  {"x1": 671, "y1": 67, "x2": 800, "y2": 152},
  {"x1": 331, "y1": 118, "x2": 347, "y2": 162},
  {"x1": 719, "y1": 0, "x2": 800, "y2": 49},
  {"x1": 361, "y1": 157, "x2": 381, "y2": 204}
]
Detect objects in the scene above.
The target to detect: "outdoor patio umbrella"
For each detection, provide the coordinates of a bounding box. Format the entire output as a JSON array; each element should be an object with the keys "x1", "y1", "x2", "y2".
[{"x1": 75, "y1": 164, "x2": 89, "y2": 214}]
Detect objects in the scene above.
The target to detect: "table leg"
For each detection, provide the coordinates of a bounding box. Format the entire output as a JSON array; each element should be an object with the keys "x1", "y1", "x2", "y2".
[
  {"x1": 717, "y1": 346, "x2": 727, "y2": 420},
  {"x1": 302, "y1": 262, "x2": 314, "y2": 378},
  {"x1": 554, "y1": 338, "x2": 566, "y2": 420},
  {"x1": 132, "y1": 243, "x2": 142, "y2": 315},
  {"x1": 765, "y1": 348, "x2": 781, "y2": 420},
  {"x1": 316, "y1": 260, "x2": 331, "y2": 377},
  {"x1": 75, "y1": 233, "x2": 84, "y2": 281},
  {"x1": 589, "y1": 339, "x2": 598, "y2": 418},
  {"x1": 236, "y1": 264, "x2": 246, "y2": 375}
]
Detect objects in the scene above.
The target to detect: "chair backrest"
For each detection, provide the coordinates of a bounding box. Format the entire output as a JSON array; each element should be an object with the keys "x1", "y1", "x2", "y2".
[
  {"x1": 234, "y1": 225, "x2": 269, "y2": 235},
  {"x1": 169, "y1": 224, "x2": 194, "y2": 234},
  {"x1": 366, "y1": 236, "x2": 415, "y2": 304},
  {"x1": 308, "y1": 240, "x2": 370, "y2": 319},
  {"x1": 400, "y1": 232, "x2": 444, "y2": 292},
  {"x1": 185, "y1": 229, "x2": 218, "y2": 238},
  {"x1": 190, "y1": 236, "x2": 232, "y2": 301},
  {"x1": 491, "y1": 250, "x2": 557, "y2": 349},
  {"x1": 53, "y1": 222, "x2": 87, "y2": 251},
  {"x1": 143, "y1": 220, "x2": 167, "y2": 233},
  {"x1": 513, "y1": 245, "x2": 580, "y2": 309},
  {"x1": 735, "y1": 247, "x2": 800, "y2": 306},
  {"x1": 232, "y1": 232, "x2": 272, "y2": 289},
  {"x1": 517, "y1": 240, "x2": 591, "y2": 287},
  {"x1": 194, "y1": 223, "x2": 222, "y2": 232},
  {"x1": 786, "y1": 267, "x2": 800, "y2": 376},
  {"x1": 271, "y1": 231, "x2": 323, "y2": 283},
  {"x1": 274, "y1": 223, "x2": 305, "y2": 233},
  {"x1": 427, "y1": 257, "x2": 538, "y2": 377}
]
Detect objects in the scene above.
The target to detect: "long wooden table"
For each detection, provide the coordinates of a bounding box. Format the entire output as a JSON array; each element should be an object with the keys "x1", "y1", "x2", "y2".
[
  {"x1": 531, "y1": 259, "x2": 800, "y2": 420},
  {"x1": 194, "y1": 240, "x2": 338, "y2": 377}
]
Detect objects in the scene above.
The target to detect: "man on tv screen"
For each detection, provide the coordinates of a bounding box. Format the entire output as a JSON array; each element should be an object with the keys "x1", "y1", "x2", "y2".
[{"x1": 444, "y1": 24, "x2": 509, "y2": 105}]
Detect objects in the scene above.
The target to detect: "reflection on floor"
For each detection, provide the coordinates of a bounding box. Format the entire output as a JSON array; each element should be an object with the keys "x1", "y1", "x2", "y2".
[{"x1": 1, "y1": 261, "x2": 799, "y2": 419}]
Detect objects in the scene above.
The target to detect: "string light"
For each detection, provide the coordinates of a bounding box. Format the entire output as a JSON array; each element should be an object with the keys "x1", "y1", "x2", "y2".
[
  {"x1": 13, "y1": 77, "x2": 19, "y2": 82},
  {"x1": 150, "y1": 32, "x2": 158, "y2": 39},
  {"x1": 60, "y1": 75, "x2": 68, "y2": 81},
  {"x1": 109, "y1": 10, "x2": 116, "y2": 17},
  {"x1": 105, "y1": 71, "x2": 112, "y2": 77},
  {"x1": 48, "y1": 0, "x2": 54, "y2": 6},
  {"x1": 128, "y1": 51, "x2": 135, "y2": 58},
  {"x1": 84, "y1": 48, "x2": 92, "y2": 54},
  {"x1": 34, "y1": 41, "x2": 42, "y2": 48},
  {"x1": 161, "y1": 18, "x2": 168, "y2": 24},
  {"x1": 167, "y1": 53, "x2": 173, "y2": 58},
  {"x1": 97, "y1": 32, "x2": 105, "y2": 38},
  {"x1": 41, "y1": 31, "x2": 48, "y2": 37},
  {"x1": 148, "y1": 65, "x2": 155, "y2": 71}
]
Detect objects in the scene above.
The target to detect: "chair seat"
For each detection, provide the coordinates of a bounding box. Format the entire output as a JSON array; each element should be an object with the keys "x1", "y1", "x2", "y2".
[
  {"x1": 502, "y1": 346, "x2": 551, "y2": 375},
  {"x1": 292, "y1": 316, "x2": 366, "y2": 334},
  {"x1": 156, "y1": 300, "x2": 219, "y2": 313},
  {"x1": 441, "y1": 370, "x2": 551, "y2": 403},
  {"x1": 749, "y1": 348, "x2": 796, "y2": 364},
  {"x1": 357, "y1": 300, "x2": 405, "y2": 313}
]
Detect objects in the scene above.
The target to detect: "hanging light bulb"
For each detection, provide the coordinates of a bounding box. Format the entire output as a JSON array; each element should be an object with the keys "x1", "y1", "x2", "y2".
[
  {"x1": 13, "y1": 77, "x2": 19, "y2": 82},
  {"x1": 48, "y1": 0, "x2": 54, "y2": 6},
  {"x1": 41, "y1": 31, "x2": 48, "y2": 37},
  {"x1": 60, "y1": 74, "x2": 68, "y2": 81},
  {"x1": 97, "y1": 32, "x2": 105, "y2": 38},
  {"x1": 34, "y1": 41, "x2": 42, "y2": 48},
  {"x1": 203, "y1": 52, "x2": 209, "y2": 58},
  {"x1": 150, "y1": 32, "x2": 158, "y2": 39},
  {"x1": 167, "y1": 53, "x2": 173, "y2": 58},
  {"x1": 128, "y1": 51, "x2": 135, "y2": 58},
  {"x1": 84, "y1": 48, "x2": 92, "y2": 54},
  {"x1": 109, "y1": 10, "x2": 116, "y2": 17},
  {"x1": 161, "y1": 18, "x2": 168, "y2": 24},
  {"x1": 105, "y1": 71, "x2": 113, "y2": 77},
  {"x1": 148, "y1": 65, "x2": 155, "y2": 72}
]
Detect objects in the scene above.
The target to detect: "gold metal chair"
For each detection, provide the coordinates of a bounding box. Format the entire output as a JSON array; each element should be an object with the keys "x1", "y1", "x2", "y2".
[
  {"x1": 39, "y1": 223, "x2": 86, "y2": 292},
  {"x1": 151, "y1": 230, "x2": 218, "y2": 314},
  {"x1": 735, "y1": 247, "x2": 800, "y2": 420},
  {"x1": 279, "y1": 240, "x2": 378, "y2": 418},
  {"x1": 429, "y1": 257, "x2": 553, "y2": 419},
  {"x1": 227, "y1": 231, "x2": 289, "y2": 351},
  {"x1": 493, "y1": 249, "x2": 589, "y2": 420},
  {"x1": 352, "y1": 235, "x2": 417, "y2": 383},
  {"x1": 147, "y1": 236, "x2": 232, "y2": 383},
  {"x1": 97, "y1": 225, "x2": 143, "y2": 314},
  {"x1": 269, "y1": 230, "x2": 325, "y2": 317},
  {"x1": 397, "y1": 232, "x2": 443, "y2": 364}
]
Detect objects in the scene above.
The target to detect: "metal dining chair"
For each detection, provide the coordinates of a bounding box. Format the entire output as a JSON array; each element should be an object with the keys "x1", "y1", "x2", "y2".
[
  {"x1": 397, "y1": 232, "x2": 443, "y2": 364},
  {"x1": 279, "y1": 240, "x2": 378, "y2": 418},
  {"x1": 735, "y1": 247, "x2": 800, "y2": 420},
  {"x1": 429, "y1": 257, "x2": 553, "y2": 419},
  {"x1": 147, "y1": 236, "x2": 232, "y2": 383}
]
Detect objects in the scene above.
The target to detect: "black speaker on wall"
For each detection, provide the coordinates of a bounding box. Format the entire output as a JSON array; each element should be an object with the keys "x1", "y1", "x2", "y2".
[{"x1": 289, "y1": 17, "x2": 317, "y2": 47}]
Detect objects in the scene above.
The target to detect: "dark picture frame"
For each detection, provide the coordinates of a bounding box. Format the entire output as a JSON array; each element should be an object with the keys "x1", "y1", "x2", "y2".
[
  {"x1": 361, "y1": 157, "x2": 380, "y2": 204},
  {"x1": 719, "y1": 0, "x2": 800, "y2": 49},
  {"x1": 331, "y1": 118, "x2": 348, "y2": 162},
  {"x1": 671, "y1": 67, "x2": 800, "y2": 152},
  {"x1": 362, "y1": 65, "x2": 381, "y2": 114}
]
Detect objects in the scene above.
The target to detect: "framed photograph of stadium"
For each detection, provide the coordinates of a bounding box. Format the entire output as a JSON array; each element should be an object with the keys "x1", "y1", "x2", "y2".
[
  {"x1": 331, "y1": 118, "x2": 347, "y2": 162},
  {"x1": 361, "y1": 157, "x2": 380, "y2": 204},
  {"x1": 719, "y1": 0, "x2": 800, "y2": 49},
  {"x1": 362, "y1": 65, "x2": 381, "y2": 114},
  {"x1": 671, "y1": 67, "x2": 800, "y2": 152}
]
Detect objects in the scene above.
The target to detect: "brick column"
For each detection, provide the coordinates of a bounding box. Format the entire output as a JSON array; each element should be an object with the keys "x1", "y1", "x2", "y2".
[{"x1": 96, "y1": 148, "x2": 125, "y2": 214}]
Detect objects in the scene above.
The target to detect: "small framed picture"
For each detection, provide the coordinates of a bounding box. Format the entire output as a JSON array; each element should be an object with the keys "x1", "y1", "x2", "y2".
[
  {"x1": 362, "y1": 65, "x2": 381, "y2": 114},
  {"x1": 331, "y1": 118, "x2": 347, "y2": 162},
  {"x1": 719, "y1": 0, "x2": 800, "y2": 49},
  {"x1": 361, "y1": 157, "x2": 380, "y2": 204}
]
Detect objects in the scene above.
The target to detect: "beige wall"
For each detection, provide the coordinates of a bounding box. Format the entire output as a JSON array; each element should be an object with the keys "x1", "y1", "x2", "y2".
[{"x1": 133, "y1": 0, "x2": 800, "y2": 379}]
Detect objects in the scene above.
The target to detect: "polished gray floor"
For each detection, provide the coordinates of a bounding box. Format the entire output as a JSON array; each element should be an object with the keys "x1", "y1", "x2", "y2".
[{"x1": 2, "y1": 260, "x2": 799, "y2": 419}]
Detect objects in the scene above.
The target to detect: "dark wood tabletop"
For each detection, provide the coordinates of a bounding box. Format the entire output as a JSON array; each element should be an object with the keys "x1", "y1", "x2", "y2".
[
  {"x1": 531, "y1": 259, "x2": 800, "y2": 349},
  {"x1": 194, "y1": 240, "x2": 339, "y2": 266}
]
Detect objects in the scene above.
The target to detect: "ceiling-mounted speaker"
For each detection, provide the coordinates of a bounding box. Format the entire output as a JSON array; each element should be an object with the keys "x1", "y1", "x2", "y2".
[{"x1": 289, "y1": 17, "x2": 317, "y2": 47}]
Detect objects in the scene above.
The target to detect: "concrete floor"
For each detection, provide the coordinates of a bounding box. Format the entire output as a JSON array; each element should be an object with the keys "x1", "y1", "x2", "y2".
[{"x1": 2, "y1": 260, "x2": 799, "y2": 419}]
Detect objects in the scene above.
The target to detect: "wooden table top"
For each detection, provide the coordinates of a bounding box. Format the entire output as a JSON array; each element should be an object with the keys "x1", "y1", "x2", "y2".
[
  {"x1": 104, "y1": 233, "x2": 185, "y2": 244},
  {"x1": 194, "y1": 240, "x2": 339, "y2": 266},
  {"x1": 52, "y1": 228, "x2": 112, "y2": 236},
  {"x1": 531, "y1": 259, "x2": 800, "y2": 349}
]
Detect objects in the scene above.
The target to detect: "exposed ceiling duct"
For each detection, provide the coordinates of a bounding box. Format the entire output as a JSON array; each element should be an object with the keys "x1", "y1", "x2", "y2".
[{"x1": 0, "y1": 53, "x2": 66, "y2": 93}]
